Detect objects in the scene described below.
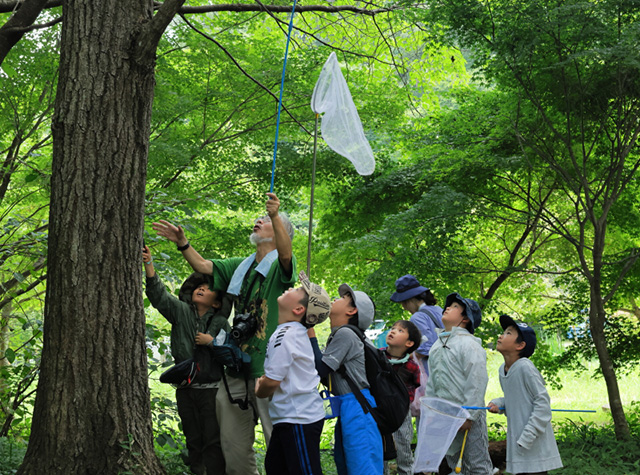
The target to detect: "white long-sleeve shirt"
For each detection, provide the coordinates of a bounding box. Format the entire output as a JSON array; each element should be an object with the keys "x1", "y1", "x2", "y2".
[{"x1": 490, "y1": 358, "x2": 563, "y2": 473}]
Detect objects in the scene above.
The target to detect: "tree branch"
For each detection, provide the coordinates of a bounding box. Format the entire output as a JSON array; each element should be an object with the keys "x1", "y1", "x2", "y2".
[
  {"x1": 0, "y1": 0, "x2": 398, "y2": 15},
  {"x1": 0, "y1": 265, "x2": 47, "y2": 312},
  {"x1": 164, "y1": 2, "x2": 395, "y2": 15},
  {"x1": 0, "y1": 0, "x2": 49, "y2": 65},
  {"x1": 134, "y1": 0, "x2": 186, "y2": 66},
  {"x1": 178, "y1": 12, "x2": 312, "y2": 135}
]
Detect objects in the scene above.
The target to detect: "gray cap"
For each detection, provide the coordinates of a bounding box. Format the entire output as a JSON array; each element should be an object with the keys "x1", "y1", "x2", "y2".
[
  {"x1": 444, "y1": 292, "x2": 482, "y2": 334},
  {"x1": 338, "y1": 283, "x2": 375, "y2": 331}
]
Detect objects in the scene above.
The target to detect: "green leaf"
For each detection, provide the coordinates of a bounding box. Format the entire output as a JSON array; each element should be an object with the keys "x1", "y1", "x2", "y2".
[
  {"x1": 1, "y1": 64, "x2": 16, "y2": 77},
  {"x1": 24, "y1": 173, "x2": 39, "y2": 183},
  {"x1": 4, "y1": 348, "x2": 16, "y2": 364}
]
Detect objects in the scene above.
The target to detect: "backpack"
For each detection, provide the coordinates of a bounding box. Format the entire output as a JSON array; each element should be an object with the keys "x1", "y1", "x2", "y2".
[
  {"x1": 159, "y1": 313, "x2": 223, "y2": 387},
  {"x1": 332, "y1": 325, "x2": 410, "y2": 435},
  {"x1": 159, "y1": 344, "x2": 220, "y2": 387}
]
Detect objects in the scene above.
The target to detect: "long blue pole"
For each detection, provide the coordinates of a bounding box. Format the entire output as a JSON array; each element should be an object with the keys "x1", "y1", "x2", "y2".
[
  {"x1": 270, "y1": 0, "x2": 298, "y2": 193},
  {"x1": 462, "y1": 406, "x2": 596, "y2": 413}
]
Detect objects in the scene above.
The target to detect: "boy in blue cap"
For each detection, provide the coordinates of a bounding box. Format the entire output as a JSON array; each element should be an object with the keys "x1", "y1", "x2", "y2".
[
  {"x1": 424, "y1": 292, "x2": 493, "y2": 475},
  {"x1": 390, "y1": 275, "x2": 443, "y2": 375},
  {"x1": 488, "y1": 315, "x2": 563, "y2": 475}
]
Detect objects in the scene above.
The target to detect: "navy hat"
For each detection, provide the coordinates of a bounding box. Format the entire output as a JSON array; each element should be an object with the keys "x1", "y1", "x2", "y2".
[
  {"x1": 499, "y1": 314, "x2": 537, "y2": 357},
  {"x1": 444, "y1": 292, "x2": 482, "y2": 333},
  {"x1": 390, "y1": 275, "x2": 429, "y2": 302}
]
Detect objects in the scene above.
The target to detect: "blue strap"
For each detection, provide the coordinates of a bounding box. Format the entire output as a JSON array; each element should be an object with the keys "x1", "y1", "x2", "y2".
[{"x1": 270, "y1": 0, "x2": 298, "y2": 192}]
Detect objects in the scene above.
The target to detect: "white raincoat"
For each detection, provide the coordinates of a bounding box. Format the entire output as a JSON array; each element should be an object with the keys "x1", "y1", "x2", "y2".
[{"x1": 425, "y1": 326, "x2": 488, "y2": 455}]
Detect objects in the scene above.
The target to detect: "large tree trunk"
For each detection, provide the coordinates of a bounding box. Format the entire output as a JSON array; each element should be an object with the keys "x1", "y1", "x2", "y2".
[
  {"x1": 590, "y1": 296, "x2": 630, "y2": 439},
  {"x1": 18, "y1": 0, "x2": 167, "y2": 472}
]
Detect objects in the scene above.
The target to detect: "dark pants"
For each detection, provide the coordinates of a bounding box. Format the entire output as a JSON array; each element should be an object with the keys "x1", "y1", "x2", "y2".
[
  {"x1": 265, "y1": 419, "x2": 324, "y2": 475},
  {"x1": 176, "y1": 387, "x2": 224, "y2": 475}
]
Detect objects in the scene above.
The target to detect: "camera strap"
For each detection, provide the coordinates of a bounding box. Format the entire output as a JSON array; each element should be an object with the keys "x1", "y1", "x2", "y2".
[
  {"x1": 239, "y1": 264, "x2": 265, "y2": 314},
  {"x1": 220, "y1": 363, "x2": 258, "y2": 423},
  {"x1": 219, "y1": 263, "x2": 263, "y2": 422}
]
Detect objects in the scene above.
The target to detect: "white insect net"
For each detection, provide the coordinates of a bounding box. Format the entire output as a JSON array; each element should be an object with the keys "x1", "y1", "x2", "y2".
[
  {"x1": 310, "y1": 52, "x2": 375, "y2": 176},
  {"x1": 413, "y1": 397, "x2": 470, "y2": 472}
]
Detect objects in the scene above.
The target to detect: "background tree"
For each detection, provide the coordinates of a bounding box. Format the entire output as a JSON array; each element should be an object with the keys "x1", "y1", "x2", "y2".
[
  {"x1": 0, "y1": 20, "x2": 54, "y2": 438},
  {"x1": 423, "y1": 0, "x2": 640, "y2": 439}
]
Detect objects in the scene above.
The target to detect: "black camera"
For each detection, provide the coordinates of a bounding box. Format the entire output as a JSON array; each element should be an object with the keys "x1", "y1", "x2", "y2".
[{"x1": 231, "y1": 312, "x2": 258, "y2": 343}]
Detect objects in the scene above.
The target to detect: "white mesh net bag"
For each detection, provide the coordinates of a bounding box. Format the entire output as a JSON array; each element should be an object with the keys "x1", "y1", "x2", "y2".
[
  {"x1": 413, "y1": 397, "x2": 470, "y2": 473},
  {"x1": 310, "y1": 52, "x2": 375, "y2": 176}
]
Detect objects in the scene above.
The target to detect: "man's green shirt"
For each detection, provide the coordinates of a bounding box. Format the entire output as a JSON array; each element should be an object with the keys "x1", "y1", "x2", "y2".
[{"x1": 209, "y1": 254, "x2": 297, "y2": 378}]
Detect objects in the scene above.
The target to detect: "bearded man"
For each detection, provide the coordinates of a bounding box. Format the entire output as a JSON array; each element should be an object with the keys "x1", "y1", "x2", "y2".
[{"x1": 153, "y1": 192, "x2": 296, "y2": 475}]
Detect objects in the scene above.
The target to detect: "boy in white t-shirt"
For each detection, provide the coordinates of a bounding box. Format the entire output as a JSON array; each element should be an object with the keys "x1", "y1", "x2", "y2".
[{"x1": 255, "y1": 271, "x2": 331, "y2": 475}]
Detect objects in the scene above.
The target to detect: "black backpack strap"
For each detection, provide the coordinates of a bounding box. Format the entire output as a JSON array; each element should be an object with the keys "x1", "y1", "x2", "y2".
[
  {"x1": 337, "y1": 365, "x2": 374, "y2": 416},
  {"x1": 204, "y1": 314, "x2": 215, "y2": 332},
  {"x1": 334, "y1": 325, "x2": 376, "y2": 419},
  {"x1": 239, "y1": 265, "x2": 266, "y2": 314}
]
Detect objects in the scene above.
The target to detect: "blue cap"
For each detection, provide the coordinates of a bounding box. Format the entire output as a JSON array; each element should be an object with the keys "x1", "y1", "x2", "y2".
[
  {"x1": 444, "y1": 292, "x2": 482, "y2": 333},
  {"x1": 499, "y1": 314, "x2": 537, "y2": 357},
  {"x1": 390, "y1": 275, "x2": 429, "y2": 302}
]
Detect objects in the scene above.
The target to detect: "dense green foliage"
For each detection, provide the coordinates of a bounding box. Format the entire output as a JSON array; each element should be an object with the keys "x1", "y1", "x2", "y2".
[{"x1": 2, "y1": 0, "x2": 640, "y2": 464}]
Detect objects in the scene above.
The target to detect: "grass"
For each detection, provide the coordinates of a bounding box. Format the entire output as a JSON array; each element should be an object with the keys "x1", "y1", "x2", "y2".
[{"x1": 484, "y1": 350, "x2": 640, "y2": 428}]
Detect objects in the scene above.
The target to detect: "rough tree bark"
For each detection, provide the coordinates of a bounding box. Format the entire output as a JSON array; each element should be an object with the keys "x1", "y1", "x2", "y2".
[
  {"x1": 17, "y1": 0, "x2": 184, "y2": 472},
  {"x1": 588, "y1": 226, "x2": 631, "y2": 440}
]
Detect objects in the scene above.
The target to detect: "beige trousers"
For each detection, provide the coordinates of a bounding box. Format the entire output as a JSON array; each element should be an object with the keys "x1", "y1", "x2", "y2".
[{"x1": 215, "y1": 374, "x2": 273, "y2": 475}]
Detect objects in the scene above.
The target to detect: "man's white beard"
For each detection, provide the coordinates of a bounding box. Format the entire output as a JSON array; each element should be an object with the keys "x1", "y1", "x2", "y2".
[{"x1": 250, "y1": 233, "x2": 273, "y2": 245}]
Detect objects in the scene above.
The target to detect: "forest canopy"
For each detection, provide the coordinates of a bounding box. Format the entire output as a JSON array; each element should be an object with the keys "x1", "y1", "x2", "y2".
[{"x1": 1, "y1": 0, "x2": 640, "y2": 471}]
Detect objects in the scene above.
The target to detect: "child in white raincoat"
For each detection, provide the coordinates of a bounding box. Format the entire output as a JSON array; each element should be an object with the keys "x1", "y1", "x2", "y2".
[{"x1": 424, "y1": 292, "x2": 494, "y2": 475}]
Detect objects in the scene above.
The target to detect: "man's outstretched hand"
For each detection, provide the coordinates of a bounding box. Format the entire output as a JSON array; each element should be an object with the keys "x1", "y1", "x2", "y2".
[{"x1": 152, "y1": 220, "x2": 187, "y2": 247}]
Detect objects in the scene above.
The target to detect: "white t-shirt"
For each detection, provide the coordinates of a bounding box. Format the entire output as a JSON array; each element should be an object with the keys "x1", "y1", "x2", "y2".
[{"x1": 264, "y1": 321, "x2": 325, "y2": 425}]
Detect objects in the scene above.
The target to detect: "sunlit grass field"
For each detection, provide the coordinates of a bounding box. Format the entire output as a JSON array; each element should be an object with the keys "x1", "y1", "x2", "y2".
[
  {"x1": 150, "y1": 348, "x2": 640, "y2": 431},
  {"x1": 485, "y1": 350, "x2": 640, "y2": 427}
]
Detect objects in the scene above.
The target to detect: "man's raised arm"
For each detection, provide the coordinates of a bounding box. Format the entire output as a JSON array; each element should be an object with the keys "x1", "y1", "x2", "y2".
[
  {"x1": 152, "y1": 220, "x2": 213, "y2": 275},
  {"x1": 266, "y1": 192, "x2": 292, "y2": 275}
]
